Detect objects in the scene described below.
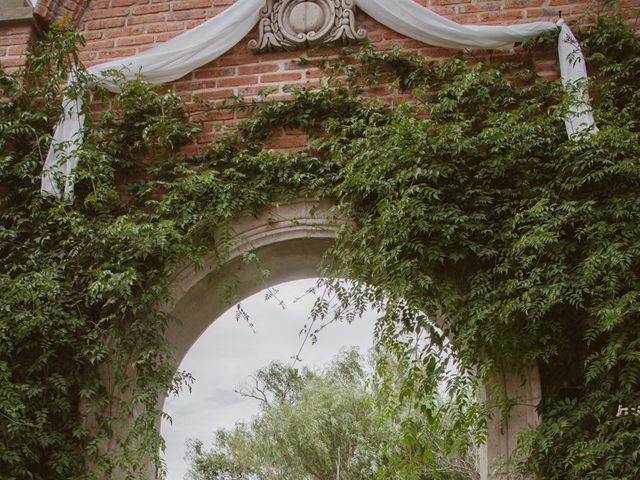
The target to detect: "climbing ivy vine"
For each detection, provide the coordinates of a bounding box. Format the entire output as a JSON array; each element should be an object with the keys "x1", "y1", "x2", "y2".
[{"x1": 0, "y1": 14, "x2": 639, "y2": 480}]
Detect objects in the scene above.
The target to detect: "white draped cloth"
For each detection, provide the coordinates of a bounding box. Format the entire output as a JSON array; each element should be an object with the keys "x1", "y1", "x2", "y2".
[{"x1": 42, "y1": 0, "x2": 596, "y2": 201}]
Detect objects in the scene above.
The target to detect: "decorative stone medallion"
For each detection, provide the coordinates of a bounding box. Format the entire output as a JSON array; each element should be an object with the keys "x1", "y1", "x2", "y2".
[{"x1": 249, "y1": 0, "x2": 367, "y2": 53}]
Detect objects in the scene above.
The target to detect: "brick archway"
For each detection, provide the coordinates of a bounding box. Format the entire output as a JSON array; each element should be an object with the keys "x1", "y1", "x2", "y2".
[{"x1": 3, "y1": 1, "x2": 638, "y2": 478}]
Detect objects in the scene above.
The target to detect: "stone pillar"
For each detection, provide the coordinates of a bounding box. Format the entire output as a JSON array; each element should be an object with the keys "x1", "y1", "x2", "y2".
[
  {"x1": 0, "y1": 0, "x2": 41, "y2": 71},
  {"x1": 479, "y1": 361, "x2": 542, "y2": 479}
]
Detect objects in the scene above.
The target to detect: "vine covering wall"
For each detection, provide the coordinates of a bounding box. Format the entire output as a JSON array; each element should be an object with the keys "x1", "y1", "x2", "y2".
[{"x1": 0, "y1": 10, "x2": 639, "y2": 480}]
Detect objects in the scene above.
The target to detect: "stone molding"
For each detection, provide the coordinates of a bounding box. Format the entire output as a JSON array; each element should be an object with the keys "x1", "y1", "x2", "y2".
[
  {"x1": 0, "y1": 0, "x2": 37, "y2": 27},
  {"x1": 249, "y1": 0, "x2": 366, "y2": 53},
  {"x1": 168, "y1": 198, "x2": 343, "y2": 308}
]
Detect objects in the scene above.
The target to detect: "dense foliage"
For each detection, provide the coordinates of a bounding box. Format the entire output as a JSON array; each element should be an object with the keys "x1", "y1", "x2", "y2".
[
  {"x1": 0, "y1": 13, "x2": 639, "y2": 480},
  {"x1": 187, "y1": 350, "x2": 477, "y2": 480}
]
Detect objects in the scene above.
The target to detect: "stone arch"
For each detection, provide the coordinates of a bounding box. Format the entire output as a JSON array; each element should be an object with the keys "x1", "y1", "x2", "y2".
[
  {"x1": 162, "y1": 198, "x2": 542, "y2": 480},
  {"x1": 164, "y1": 198, "x2": 342, "y2": 366}
]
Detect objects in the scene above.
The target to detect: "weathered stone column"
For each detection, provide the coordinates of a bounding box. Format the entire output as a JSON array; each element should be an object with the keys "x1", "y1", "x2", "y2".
[
  {"x1": 480, "y1": 361, "x2": 542, "y2": 479},
  {"x1": 0, "y1": 0, "x2": 41, "y2": 70}
]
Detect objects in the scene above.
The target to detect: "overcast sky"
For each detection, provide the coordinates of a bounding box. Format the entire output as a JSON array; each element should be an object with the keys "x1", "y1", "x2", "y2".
[{"x1": 161, "y1": 278, "x2": 377, "y2": 480}]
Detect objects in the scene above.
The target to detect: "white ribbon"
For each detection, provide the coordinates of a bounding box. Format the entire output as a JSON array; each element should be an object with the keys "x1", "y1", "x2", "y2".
[{"x1": 42, "y1": 0, "x2": 596, "y2": 201}]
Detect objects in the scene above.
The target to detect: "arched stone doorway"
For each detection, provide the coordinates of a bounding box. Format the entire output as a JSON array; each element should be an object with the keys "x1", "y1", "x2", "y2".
[
  {"x1": 163, "y1": 198, "x2": 542, "y2": 480},
  {"x1": 165, "y1": 199, "x2": 341, "y2": 367}
]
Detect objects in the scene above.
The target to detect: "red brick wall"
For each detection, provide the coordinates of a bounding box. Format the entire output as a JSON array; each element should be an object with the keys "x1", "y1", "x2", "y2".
[
  {"x1": 2, "y1": 0, "x2": 640, "y2": 152},
  {"x1": 0, "y1": 21, "x2": 39, "y2": 70},
  {"x1": 35, "y1": 0, "x2": 90, "y2": 24}
]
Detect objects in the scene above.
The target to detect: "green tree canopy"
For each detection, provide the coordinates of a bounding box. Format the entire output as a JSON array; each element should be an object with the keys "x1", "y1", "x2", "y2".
[{"x1": 186, "y1": 349, "x2": 478, "y2": 480}]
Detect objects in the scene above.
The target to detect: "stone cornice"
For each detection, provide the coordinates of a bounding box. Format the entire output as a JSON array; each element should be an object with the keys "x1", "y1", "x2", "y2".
[{"x1": 0, "y1": 0, "x2": 39, "y2": 28}]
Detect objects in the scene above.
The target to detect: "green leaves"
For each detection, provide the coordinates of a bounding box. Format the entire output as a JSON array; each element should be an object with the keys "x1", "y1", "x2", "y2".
[
  {"x1": 2, "y1": 13, "x2": 640, "y2": 480},
  {"x1": 187, "y1": 350, "x2": 476, "y2": 480}
]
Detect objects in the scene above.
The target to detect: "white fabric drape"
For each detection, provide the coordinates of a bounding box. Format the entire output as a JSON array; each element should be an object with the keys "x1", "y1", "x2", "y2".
[
  {"x1": 556, "y1": 18, "x2": 597, "y2": 137},
  {"x1": 353, "y1": 0, "x2": 596, "y2": 136},
  {"x1": 354, "y1": 0, "x2": 556, "y2": 49},
  {"x1": 41, "y1": 0, "x2": 263, "y2": 200},
  {"x1": 92, "y1": 0, "x2": 263, "y2": 89},
  {"x1": 42, "y1": 0, "x2": 595, "y2": 201}
]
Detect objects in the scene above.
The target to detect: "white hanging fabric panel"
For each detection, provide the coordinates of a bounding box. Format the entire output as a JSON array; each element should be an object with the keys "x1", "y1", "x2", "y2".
[
  {"x1": 41, "y1": 0, "x2": 263, "y2": 200},
  {"x1": 556, "y1": 18, "x2": 597, "y2": 137},
  {"x1": 42, "y1": 0, "x2": 596, "y2": 201}
]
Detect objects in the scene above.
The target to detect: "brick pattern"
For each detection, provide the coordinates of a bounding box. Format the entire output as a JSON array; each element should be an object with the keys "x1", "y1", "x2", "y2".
[
  {"x1": 34, "y1": 0, "x2": 90, "y2": 25},
  {"x1": 0, "y1": 23, "x2": 37, "y2": 70},
  {"x1": 2, "y1": 0, "x2": 640, "y2": 153}
]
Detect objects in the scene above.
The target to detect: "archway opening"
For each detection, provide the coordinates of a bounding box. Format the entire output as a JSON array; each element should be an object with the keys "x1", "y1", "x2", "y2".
[
  {"x1": 157, "y1": 200, "x2": 540, "y2": 480},
  {"x1": 161, "y1": 277, "x2": 378, "y2": 479}
]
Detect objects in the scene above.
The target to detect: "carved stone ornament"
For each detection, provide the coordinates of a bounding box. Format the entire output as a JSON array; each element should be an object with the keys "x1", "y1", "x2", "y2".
[{"x1": 249, "y1": 0, "x2": 367, "y2": 53}]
